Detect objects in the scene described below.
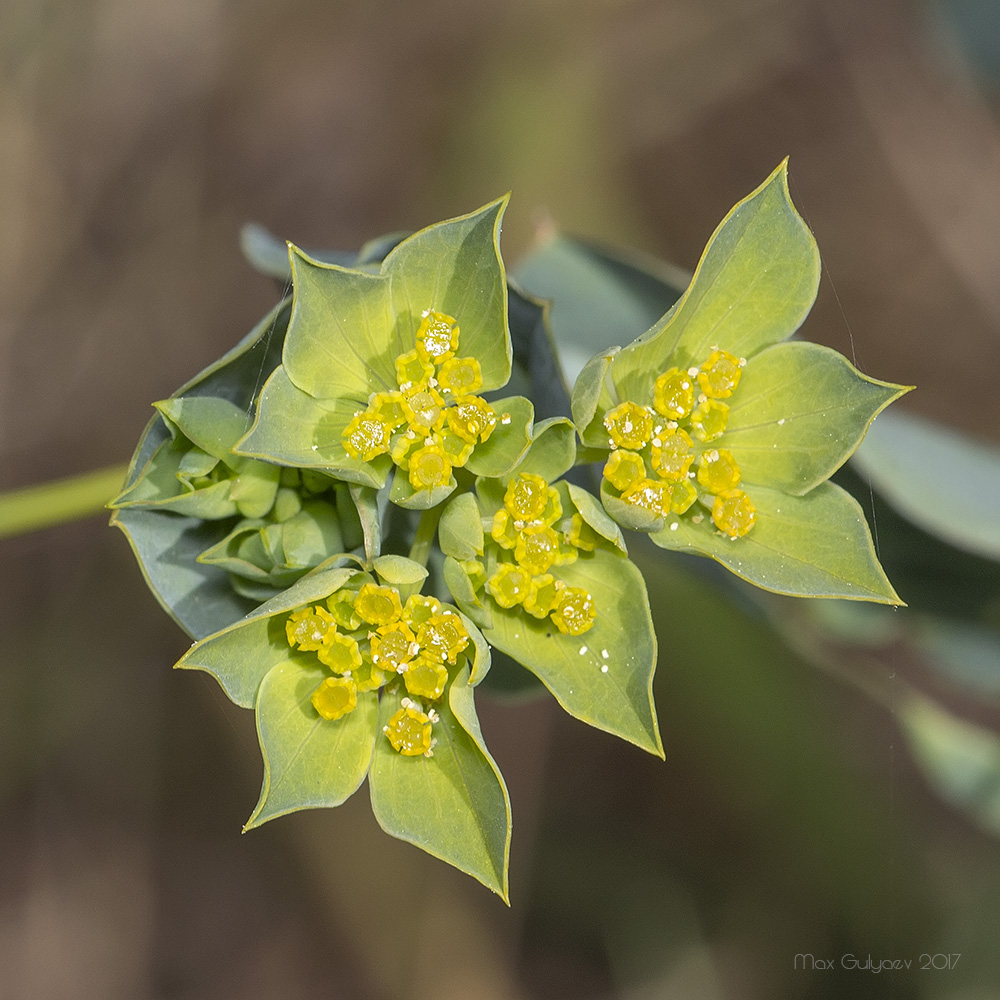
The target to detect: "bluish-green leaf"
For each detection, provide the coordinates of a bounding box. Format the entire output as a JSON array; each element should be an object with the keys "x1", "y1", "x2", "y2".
[
  {"x1": 110, "y1": 506, "x2": 256, "y2": 640},
  {"x1": 724, "y1": 341, "x2": 911, "y2": 495},
  {"x1": 245, "y1": 662, "x2": 378, "y2": 829},
  {"x1": 369, "y1": 669, "x2": 511, "y2": 900},
  {"x1": 514, "y1": 232, "x2": 685, "y2": 383},
  {"x1": 649, "y1": 482, "x2": 901, "y2": 603},
  {"x1": 900, "y1": 693, "x2": 1000, "y2": 837}
]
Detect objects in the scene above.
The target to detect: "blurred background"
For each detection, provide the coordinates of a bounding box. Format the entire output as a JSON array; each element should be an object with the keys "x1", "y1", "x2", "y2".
[{"x1": 3, "y1": 0, "x2": 1000, "y2": 996}]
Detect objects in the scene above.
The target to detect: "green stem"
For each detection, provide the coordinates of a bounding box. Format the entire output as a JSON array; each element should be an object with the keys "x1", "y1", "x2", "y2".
[
  {"x1": 0, "y1": 463, "x2": 129, "y2": 540},
  {"x1": 408, "y1": 505, "x2": 443, "y2": 567}
]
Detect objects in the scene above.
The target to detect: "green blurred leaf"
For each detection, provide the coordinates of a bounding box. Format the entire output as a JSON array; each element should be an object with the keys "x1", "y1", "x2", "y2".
[
  {"x1": 369, "y1": 669, "x2": 511, "y2": 900},
  {"x1": 382, "y1": 196, "x2": 511, "y2": 392},
  {"x1": 473, "y1": 548, "x2": 662, "y2": 755},
  {"x1": 245, "y1": 662, "x2": 378, "y2": 829},
  {"x1": 504, "y1": 283, "x2": 572, "y2": 419},
  {"x1": 649, "y1": 482, "x2": 901, "y2": 603},
  {"x1": 725, "y1": 342, "x2": 911, "y2": 495},
  {"x1": 851, "y1": 408, "x2": 1000, "y2": 562},
  {"x1": 513, "y1": 233, "x2": 685, "y2": 382},
  {"x1": 236, "y1": 365, "x2": 391, "y2": 488},
  {"x1": 610, "y1": 160, "x2": 820, "y2": 405},
  {"x1": 901, "y1": 693, "x2": 1000, "y2": 837}
]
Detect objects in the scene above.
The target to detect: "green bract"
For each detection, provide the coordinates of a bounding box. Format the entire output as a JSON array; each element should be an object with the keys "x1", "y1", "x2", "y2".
[
  {"x1": 571, "y1": 161, "x2": 910, "y2": 603},
  {"x1": 111, "y1": 172, "x2": 910, "y2": 897}
]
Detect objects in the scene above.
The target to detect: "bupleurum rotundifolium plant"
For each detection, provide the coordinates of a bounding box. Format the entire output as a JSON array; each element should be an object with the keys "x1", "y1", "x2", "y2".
[{"x1": 110, "y1": 162, "x2": 910, "y2": 901}]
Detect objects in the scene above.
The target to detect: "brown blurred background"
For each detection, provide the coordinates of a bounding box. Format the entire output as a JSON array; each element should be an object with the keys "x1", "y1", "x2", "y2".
[{"x1": 3, "y1": 0, "x2": 1000, "y2": 997}]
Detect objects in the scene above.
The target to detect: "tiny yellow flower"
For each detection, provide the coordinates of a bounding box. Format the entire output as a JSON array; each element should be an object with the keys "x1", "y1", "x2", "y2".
[
  {"x1": 354, "y1": 583, "x2": 403, "y2": 625},
  {"x1": 370, "y1": 621, "x2": 417, "y2": 673},
  {"x1": 696, "y1": 448, "x2": 741, "y2": 494},
  {"x1": 550, "y1": 587, "x2": 597, "y2": 636},
  {"x1": 285, "y1": 605, "x2": 338, "y2": 651},
  {"x1": 311, "y1": 676, "x2": 358, "y2": 721},
  {"x1": 342, "y1": 412, "x2": 392, "y2": 462},
  {"x1": 403, "y1": 656, "x2": 449, "y2": 700},
  {"x1": 604, "y1": 401, "x2": 653, "y2": 450},
  {"x1": 697, "y1": 349, "x2": 744, "y2": 399},
  {"x1": 653, "y1": 367, "x2": 695, "y2": 419},
  {"x1": 407, "y1": 443, "x2": 453, "y2": 490},
  {"x1": 415, "y1": 611, "x2": 470, "y2": 663},
  {"x1": 415, "y1": 310, "x2": 460, "y2": 363},
  {"x1": 712, "y1": 489, "x2": 757, "y2": 538},
  {"x1": 603, "y1": 449, "x2": 647, "y2": 492},
  {"x1": 488, "y1": 563, "x2": 533, "y2": 608},
  {"x1": 437, "y1": 356, "x2": 483, "y2": 396},
  {"x1": 383, "y1": 702, "x2": 437, "y2": 756}
]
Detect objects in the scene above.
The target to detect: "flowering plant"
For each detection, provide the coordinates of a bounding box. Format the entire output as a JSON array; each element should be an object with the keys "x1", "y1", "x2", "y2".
[{"x1": 110, "y1": 163, "x2": 908, "y2": 900}]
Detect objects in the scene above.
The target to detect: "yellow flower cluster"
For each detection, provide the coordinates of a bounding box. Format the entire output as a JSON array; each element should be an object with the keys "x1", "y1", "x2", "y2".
[
  {"x1": 285, "y1": 583, "x2": 471, "y2": 756},
  {"x1": 476, "y1": 473, "x2": 597, "y2": 636},
  {"x1": 341, "y1": 310, "x2": 499, "y2": 491},
  {"x1": 603, "y1": 348, "x2": 756, "y2": 539}
]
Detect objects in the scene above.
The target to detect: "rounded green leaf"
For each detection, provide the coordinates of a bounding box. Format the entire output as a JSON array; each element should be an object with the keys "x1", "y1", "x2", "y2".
[
  {"x1": 724, "y1": 341, "x2": 912, "y2": 495},
  {"x1": 506, "y1": 417, "x2": 577, "y2": 484},
  {"x1": 372, "y1": 554, "x2": 429, "y2": 587},
  {"x1": 382, "y1": 197, "x2": 511, "y2": 392},
  {"x1": 369, "y1": 670, "x2": 511, "y2": 900},
  {"x1": 438, "y1": 492, "x2": 485, "y2": 560},
  {"x1": 283, "y1": 248, "x2": 397, "y2": 402},
  {"x1": 463, "y1": 395, "x2": 534, "y2": 478},
  {"x1": 236, "y1": 365, "x2": 391, "y2": 488},
  {"x1": 649, "y1": 482, "x2": 901, "y2": 603},
  {"x1": 612, "y1": 160, "x2": 820, "y2": 405},
  {"x1": 245, "y1": 662, "x2": 378, "y2": 829},
  {"x1": 566, "y1": 482, "x2": 627, "y2": 553},
  {"x1": 388, "y1": 467, "x2": 457, "y2": 509},
  {"x1": 571, "y1": 348, "x2": 619, "y2": 448},
  {"x1": 475, "y1": 548, "x2": 662, "y2": 756},
  {"x1": 154, "y1": 396, "x2": 251, "y2": 467}
]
